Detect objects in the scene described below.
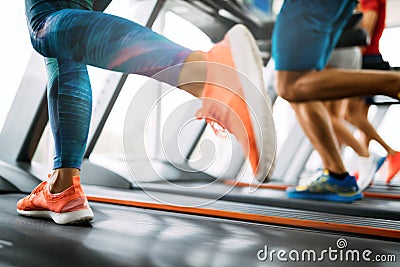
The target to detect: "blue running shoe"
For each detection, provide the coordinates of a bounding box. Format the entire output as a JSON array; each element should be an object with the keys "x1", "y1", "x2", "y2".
[{"x1": 286, "y1": 170, "x2": 363, "y2": 203}]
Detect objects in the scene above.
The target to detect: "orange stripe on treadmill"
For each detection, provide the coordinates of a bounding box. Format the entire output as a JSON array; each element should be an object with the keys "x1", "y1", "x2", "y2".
[
  {"x1": 87, "y1": 195, "x2": 400, "y2": 239},
  {"x1": 224, "y1": 180, "x2": 289, "y2": 190},
  {"x1": 363, "y1": 191, "x2": 400, "y2": 200},
  {"x1": 224, "y1": 181, "x2": 400, "y2": 200}
]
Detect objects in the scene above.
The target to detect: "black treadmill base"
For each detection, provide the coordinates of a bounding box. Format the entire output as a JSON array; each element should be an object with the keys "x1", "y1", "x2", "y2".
[{"x1": 1, "y1": 193, "x2": 400, "y2": 267}]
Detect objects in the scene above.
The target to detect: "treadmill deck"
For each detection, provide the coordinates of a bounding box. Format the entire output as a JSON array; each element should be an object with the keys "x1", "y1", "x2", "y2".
[{"x1": 1, "y1": 193, "x2": 399, "y2": 267}]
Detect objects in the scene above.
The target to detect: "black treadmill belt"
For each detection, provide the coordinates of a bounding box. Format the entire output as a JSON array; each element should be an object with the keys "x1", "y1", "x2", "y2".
[
  {"x1": 136, "y1": 182, "x2": 400, "y2": 221},
  {"x1": 84, "y1": 185, "x2": 400, "y2": 239},
  {"x1": 1, "y1": 194, "x2": 399, "y2": 267}
]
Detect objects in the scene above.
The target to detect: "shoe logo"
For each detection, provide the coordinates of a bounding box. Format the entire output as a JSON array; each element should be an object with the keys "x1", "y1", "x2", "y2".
[{"x1": 306, "y1": 176, "x2": 356, "y2": 193}]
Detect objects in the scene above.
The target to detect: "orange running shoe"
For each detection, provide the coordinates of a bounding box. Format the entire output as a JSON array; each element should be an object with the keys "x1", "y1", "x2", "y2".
[
  {"x1": 385, "y1": 151, "x2": 400, "y2": 184},
  {"x1": 17, "y1": 176, "x2": 93, "y2": 224},
  {"x1": 196, "y1": 25, "x2": 276, "y2": 182}
]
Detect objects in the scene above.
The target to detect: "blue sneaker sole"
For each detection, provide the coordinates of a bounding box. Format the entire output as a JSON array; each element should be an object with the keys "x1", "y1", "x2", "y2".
[{"x1": 286, "y1": 190, "x2": 363, "y2": 203}]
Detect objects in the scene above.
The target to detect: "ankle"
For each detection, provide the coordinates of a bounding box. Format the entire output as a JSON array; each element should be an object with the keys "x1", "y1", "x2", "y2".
[
  {"x1": 184, "y1": 51, "x2": 206, "y2": 63},
  {"x1": 323, "y1": 163, "x2": 346, "y2": 176},
  {"x1": 328, "y1": 170, "x2": 349, "y2": 180},
  {"x1": 49, "y1": 168, "x2": 80, "y2": 194},
  {"x1": 358, "y1": 151, "x2": 370, "y2": 158},
  {"x1": 178, "y1": 52, "x2": 207, "y2": 97}
]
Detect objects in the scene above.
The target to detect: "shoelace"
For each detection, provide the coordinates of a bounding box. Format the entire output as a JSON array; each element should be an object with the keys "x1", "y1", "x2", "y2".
[
  {"x1": 308, "y1": 176, "x2": 327, "y2": 188},
  {"x1": 28, "y1": 182, "x2": 47, "y2": 200},
  {"x1": 310, "y1": 176, "x2": 357, "y2": 193}
]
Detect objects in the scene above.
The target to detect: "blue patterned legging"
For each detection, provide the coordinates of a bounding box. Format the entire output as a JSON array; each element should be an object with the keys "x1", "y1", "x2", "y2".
[{"x1": 25, "y1": 0, "x2": 192, "y2": 169}]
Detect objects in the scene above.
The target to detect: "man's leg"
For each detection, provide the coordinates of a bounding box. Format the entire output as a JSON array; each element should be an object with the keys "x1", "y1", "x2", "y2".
[
  {"x1": 273, "y1": 0, "x2": 399, "y2": 102},
  {"x1": 273, "y1": 0, "x2": 363, "y2": 202},
  {"x1": 286, "y1": 99, "x2": 362, "y2": 202},
  {"x1": 276, "y1": 69, "x2": 400, "y2": 102},
  {"x1": 324, "y1": 100, "x2": 369, "y2": 158},
  {"x1": 344, "y1": 98, "x2": 396, "y2": 155},
  {"x1": 286, "y1": 100, "x2": 362, "y2": 202},
  {"x1": 323, "y1": 48, "x2": 369, "y2": 157},
  {"x1": 343, "y1": 98, "x2": 400, "y2": 184},
  {"x1": 291, "y1": 101, "x2": 346, "y2": 174}
]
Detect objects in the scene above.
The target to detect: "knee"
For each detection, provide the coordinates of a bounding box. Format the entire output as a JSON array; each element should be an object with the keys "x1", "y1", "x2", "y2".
[
  {"x1": 276, "y1": 79, "x2": 306, "y2": 102},
  {"x1": 27, "y1": 14, "x2": 55, "y2": 58}
]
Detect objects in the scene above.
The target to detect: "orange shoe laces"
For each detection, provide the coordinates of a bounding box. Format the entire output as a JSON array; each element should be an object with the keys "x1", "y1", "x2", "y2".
[{"x1": 28, "y1": 181, "x2": 47, "y2": 200}]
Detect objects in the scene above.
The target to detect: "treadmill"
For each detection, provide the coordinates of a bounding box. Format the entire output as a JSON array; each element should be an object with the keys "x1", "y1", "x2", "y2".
[{"x1": 0, "y1": 1, "x2": 399, "y2": 266}]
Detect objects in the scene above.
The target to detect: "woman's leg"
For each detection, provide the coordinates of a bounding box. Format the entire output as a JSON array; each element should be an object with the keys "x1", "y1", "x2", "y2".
[
  {"x1": 25, "y1": 1, "x2": 193, "y2": 191},
  {"x1": 45, "y1": 58, "x2": 92, "y2": 193},
  {"x1": 25, "y1": 3, "x2": 274, "y2": 180},
  {"x1": 17, "y1": 56, "x2": 95, "y2": 224},
  {"x1": 18, "y1": 2, "x2": 275, "y2": 224},
  {"x1": 28, "y1": 8, "x2": 192, "y2": 84}
]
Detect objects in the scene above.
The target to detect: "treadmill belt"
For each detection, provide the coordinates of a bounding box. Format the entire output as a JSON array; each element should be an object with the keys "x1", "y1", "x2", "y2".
[
  {"x1": 84, "y1": 185, "x2": 400, "y2": 239},
  {"x1": 1, "y1": 193, "x2": 399, "y2": 267},
  {"x1": 223, "y1": 181, "x2": 400, "y2": 200},
  {"x1": 136, "y1": 181, "x2": 400, "y2": 222}
]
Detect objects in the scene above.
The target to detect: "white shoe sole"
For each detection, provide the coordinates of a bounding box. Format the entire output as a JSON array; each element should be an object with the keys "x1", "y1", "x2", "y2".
[
  {"x1": 226, "y1": 24, "x2": 276, "y2": 182},
  {"x1": 17, "y1": 208, "x2": 94, "y2": 225},
  {"x1": 357, "y1": 155, "x2": 381, "y2": 191}
]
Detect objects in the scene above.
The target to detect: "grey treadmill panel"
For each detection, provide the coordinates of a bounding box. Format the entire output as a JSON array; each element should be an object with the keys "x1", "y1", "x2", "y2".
[
  {"x1": 0, "y1": 52, "x2": 47, "y2": 164},
  {"x1": 1, "y1": 194, "x2": 399, "y2": 267}
]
